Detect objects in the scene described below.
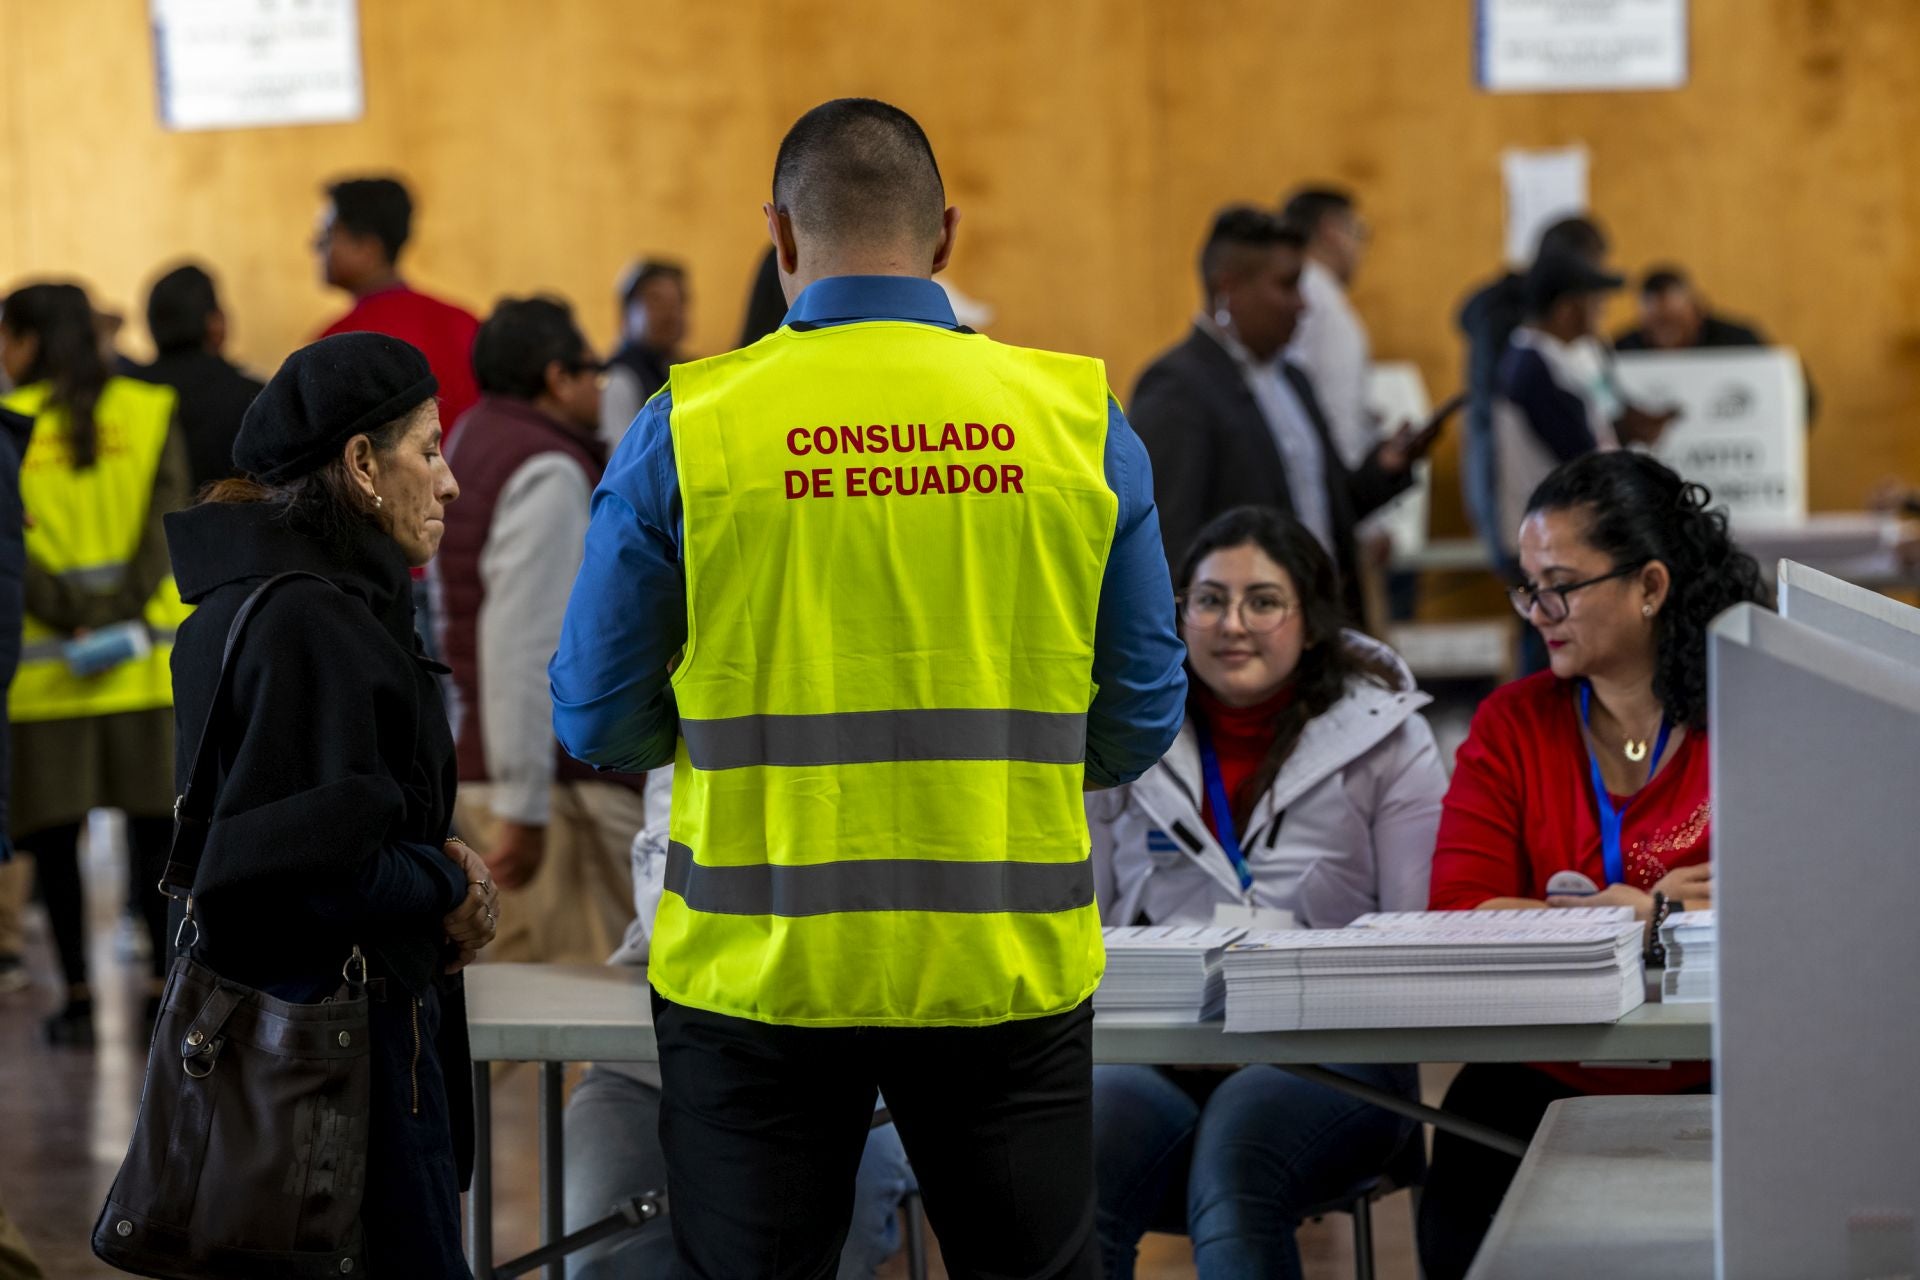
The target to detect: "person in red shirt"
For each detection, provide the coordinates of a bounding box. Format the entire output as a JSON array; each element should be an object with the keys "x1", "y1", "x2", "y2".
[
  {"x1": 313, "y1": 177, "x2": 481, "y2": 435},
  {"x1": 1416, "y1": 451, "x2": 1769, "y2": 1280}
]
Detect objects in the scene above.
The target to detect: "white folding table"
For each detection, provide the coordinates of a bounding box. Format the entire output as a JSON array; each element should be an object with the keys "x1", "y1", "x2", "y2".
[{"x1": 463, "y1": 962, "x2": 1712, "y2": 1278}]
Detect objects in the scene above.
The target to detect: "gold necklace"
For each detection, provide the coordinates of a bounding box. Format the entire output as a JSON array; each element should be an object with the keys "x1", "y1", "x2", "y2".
[{"x1": 1623, "y1": 738, "x2": 1650, "y2": 763}]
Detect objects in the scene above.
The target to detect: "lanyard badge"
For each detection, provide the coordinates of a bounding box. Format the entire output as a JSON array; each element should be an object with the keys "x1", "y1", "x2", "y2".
[{"x1": 1195, "y1": 727, "x2": 1255, "y2": 893}]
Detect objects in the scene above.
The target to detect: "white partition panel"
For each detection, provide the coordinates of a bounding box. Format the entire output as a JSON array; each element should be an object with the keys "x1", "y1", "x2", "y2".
[
  {"x1": 1711, "y1": 605, "x2": 1920, "y2": 1279},
  {"x1": 1778, "y1": 559, "x2": 1920, "y2": 668}
]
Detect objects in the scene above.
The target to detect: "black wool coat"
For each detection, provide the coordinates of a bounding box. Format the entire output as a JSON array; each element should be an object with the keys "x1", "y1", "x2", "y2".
[
  {"x1": 1128, "y1": 325, "x2": 1410, "y2": 627},
  {"x1": 162, "y1": 499, "x2": 473, "y2": 1187}
]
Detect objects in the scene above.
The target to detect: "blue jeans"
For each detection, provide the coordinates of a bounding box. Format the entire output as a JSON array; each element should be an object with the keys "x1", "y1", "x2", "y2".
[
  {"x1": 1093, "y1": 1062, "x2": 1418, "y2": 1280},
  {"x1": 563, "y1": 1066, "x2": 917, "y2": 1279}
]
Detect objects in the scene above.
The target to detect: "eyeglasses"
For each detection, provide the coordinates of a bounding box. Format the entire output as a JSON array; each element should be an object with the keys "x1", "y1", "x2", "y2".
[
  {"x1": 1179, "y1": 589, "x2": 1296, "y2": 634},
  {"x1": 1508, "y1": 561, "x2": 1647, "y2": 624}
]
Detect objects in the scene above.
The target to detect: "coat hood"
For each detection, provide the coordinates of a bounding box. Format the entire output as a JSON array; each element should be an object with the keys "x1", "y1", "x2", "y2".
[{"x1": 165, "y1": 500, "x2": 418, "y2": 651}]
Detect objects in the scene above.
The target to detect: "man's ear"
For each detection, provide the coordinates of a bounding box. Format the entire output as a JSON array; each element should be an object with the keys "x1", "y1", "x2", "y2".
[
  {"x1": 930, "y1": 206, "x2": 961, "y2": 275},
  {"x1": 763, "y1": 203, "x2": 800, "y2": 275}
]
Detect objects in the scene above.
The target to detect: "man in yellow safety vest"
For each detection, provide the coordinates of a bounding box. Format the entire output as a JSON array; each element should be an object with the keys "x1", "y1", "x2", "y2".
[{"x1": 552, "y1": 98, "x2": 1187, "y2": 1277}]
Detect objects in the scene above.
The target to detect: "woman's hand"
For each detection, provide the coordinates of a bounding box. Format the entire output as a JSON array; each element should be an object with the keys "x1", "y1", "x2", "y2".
[
  {"x1": 441, "y1": 839, "x2": 499, "y2": 974},
  {"x1": 1651, "y1": 863, "x2": 1712, "y2": 911},
  {"x1": 1547, "y1": 883, "x2": 1655, "y2": 920}
]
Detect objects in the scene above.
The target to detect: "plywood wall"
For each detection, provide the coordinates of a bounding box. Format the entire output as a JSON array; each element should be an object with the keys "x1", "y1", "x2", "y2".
[{"x1": 1, "y1": 0, "x2": 1914, "y2": 526}]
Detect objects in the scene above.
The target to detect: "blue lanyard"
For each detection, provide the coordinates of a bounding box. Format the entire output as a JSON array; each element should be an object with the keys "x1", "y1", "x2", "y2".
[
  {"x1": 1579, "y1": 683, "x2": 1674, "y2": 886},
  {"x1": 1195, "y1": 726, "x2": 1255, "y2": 892}
]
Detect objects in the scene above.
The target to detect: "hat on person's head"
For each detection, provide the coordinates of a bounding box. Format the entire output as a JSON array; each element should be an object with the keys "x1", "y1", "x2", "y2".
[
  {"x1": 1524, "y1": 251, "x2": 1625, "y2": 316},
  {"x1": 233, "y1": 332, "x2": 438, "y2": 483}
]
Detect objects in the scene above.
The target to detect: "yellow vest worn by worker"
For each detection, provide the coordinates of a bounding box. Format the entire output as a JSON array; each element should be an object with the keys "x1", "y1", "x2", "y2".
[
  {"x1": 3, "y1": 377, "x2": 188, "y2": 722},
  {"x1": 656, "y1": 319, "x2": 1118, "y2": 1027}
]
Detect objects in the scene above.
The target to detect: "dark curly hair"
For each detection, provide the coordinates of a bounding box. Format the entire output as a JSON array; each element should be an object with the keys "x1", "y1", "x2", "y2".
[
  {"x1": 1525, "y1": 452, "x2": 1771, "y2": 728},
  {"x1": 1176, "y1": 506, "x2": 1397, "y2": 824}
]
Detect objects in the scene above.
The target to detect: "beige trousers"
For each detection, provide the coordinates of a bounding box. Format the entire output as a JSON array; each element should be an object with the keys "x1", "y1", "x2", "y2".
[
  {"x1": 455, "y1": 781, "x2": 642, "y2": 967},
  {"x1": 0, "y1": 857, "x2": 30, "y2": 958},
  {"x1": 0, "y1": 1197, "x2": 44, "y2": 1280}
]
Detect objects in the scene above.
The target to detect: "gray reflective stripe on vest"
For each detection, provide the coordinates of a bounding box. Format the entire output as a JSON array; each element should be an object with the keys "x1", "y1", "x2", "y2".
[
  {"x1": 679, "y1": 709, "x2": 1086, "y2": 770},
  {"x1": 54, "y1": 563, "x2": 128, "y2": 590},
  {"x1": 664, "y1": 841, "x2": 1094, "y2": 917}
]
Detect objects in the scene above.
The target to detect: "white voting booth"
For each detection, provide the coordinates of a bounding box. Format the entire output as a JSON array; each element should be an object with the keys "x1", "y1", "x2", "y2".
[
  {"x1": 1613, "y1": 350, "x2": 1913, "y2": 584},
  {"x1": 1613, "y1": 347, "x2": 1808, "y2": 527},
  {"x1": 1711, "y1": 604, "x2": 1920, "y2": 1280}
]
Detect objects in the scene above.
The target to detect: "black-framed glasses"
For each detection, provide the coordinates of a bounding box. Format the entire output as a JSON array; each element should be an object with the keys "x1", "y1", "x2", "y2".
[
  {"x1": 1178, "y1": 589, "x2": 1297, "y2": 634},
  {"x1": 1508, "y1": 561, "x2": 1647, "y2": 624}
]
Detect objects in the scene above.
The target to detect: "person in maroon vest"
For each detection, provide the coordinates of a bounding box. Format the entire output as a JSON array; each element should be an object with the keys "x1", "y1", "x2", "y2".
[{"x1": 434, "y1": 296, "x2": 644, "y2": 966}]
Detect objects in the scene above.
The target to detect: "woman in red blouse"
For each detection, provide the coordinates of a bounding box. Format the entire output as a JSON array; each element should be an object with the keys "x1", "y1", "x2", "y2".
[{"x1": 1418, "y1": 451, "x2": 1768, "y2": 1280}]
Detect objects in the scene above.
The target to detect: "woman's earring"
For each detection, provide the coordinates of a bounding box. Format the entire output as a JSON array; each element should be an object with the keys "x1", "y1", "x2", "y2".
[
  {"x1": 1643, "y1": 604, "x2": 1654, "y2": 617},
  {"x1": 373, "y1": 493, "x2": 383, "y2": 510}
]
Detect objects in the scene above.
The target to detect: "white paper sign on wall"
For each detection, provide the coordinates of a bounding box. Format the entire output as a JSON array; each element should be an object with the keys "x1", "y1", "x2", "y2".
[
  {"x1": 151, "y1": 0, "x2": 364, "y2": 132},
  {"x1": 1612, "y1": 348, "x2": 1808, "y2": 527},
  {"x1": 1477, "y1": 0, "x2": 1688, "y2": 94},
  {"x1": 1501, "y1": 146, "x2": 1589, "y2": 267}
]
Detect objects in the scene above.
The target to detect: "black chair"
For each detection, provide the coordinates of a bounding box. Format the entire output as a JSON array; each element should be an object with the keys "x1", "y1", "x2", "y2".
[{"x1": 1294, "y1": 1131, "x2": 1428, "y2": 1280}]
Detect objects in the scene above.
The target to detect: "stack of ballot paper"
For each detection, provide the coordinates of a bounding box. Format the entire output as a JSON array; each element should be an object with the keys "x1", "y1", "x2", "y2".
[
  {"x1": 1350, "y1": 906, "x2": 1637, "y2": 930},
  {"x1": 1097, "y1": 926, "x2": 1246, "y2": 1023},
  {"x1": 1658, "y1": 910, "x2": 1715, "y2": 1004},
  {"x1": 1221, "y1": 910, "x2": 1647, "y2": 1031}
]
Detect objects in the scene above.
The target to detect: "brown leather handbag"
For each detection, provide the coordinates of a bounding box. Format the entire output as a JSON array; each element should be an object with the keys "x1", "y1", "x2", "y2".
[{"x1": 94, "y1": 573, "x2": 374, "y2": 1279}]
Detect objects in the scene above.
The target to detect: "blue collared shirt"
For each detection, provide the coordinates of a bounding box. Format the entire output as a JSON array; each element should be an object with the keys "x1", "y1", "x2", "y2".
[{"x1": 550, "y1": 274, "x2": 1187, "y2": 787}]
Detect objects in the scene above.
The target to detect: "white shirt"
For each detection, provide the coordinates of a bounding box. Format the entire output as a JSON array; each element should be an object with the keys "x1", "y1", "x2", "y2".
[
  {"x1": 1201, "y1": 317, "x2": 1335, "y2": 554},
  {"x1": 452, "y1": 452, "x2": 593, "y2": 825},
  {"x1": 1288, "y1": 257, "x2": 1373, "y2": 470}
]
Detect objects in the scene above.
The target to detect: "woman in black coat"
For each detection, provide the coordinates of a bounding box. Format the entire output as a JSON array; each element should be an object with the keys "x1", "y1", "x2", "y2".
[{"x1": 162, "y1": 332, "x2": 496, "y2": 1277}]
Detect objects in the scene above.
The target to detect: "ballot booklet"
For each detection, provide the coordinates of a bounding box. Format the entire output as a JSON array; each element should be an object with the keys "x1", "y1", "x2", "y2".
[
  {"x1": 1221, "y1": 913, "x2": 1647, "y2": 1032},
  {"x1": 1097, "y1": 925, "x2": 1246, "y2": 1023},
  {"x1": 1658, "y1": 910, "x2": 1715, "y2": 1004}
]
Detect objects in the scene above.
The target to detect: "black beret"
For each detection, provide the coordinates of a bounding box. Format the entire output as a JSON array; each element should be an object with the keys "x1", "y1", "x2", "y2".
[{"x1": 234, "y1": 332, "x2": 439, "y2": 484}]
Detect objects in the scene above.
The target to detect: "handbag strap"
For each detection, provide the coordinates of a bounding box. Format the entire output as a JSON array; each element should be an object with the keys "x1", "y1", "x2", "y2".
[{"x1": 160, "y1": 571, "x2": 342, "y2": 902}]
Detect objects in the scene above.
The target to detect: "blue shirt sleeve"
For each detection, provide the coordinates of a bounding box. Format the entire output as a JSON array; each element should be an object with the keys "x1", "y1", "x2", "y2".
[
  {"x1": 1085, "y1": 398, "x2": 1188, "y2": 788},
  {"x1": 550, "y1": 389, "x2": 687, "y2": 772}
]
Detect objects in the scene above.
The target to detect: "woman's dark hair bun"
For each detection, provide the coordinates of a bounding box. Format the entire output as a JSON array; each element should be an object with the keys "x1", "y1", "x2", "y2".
[{"x1": 1525, "y1": 452, "x2": 1771, "y2": 728}]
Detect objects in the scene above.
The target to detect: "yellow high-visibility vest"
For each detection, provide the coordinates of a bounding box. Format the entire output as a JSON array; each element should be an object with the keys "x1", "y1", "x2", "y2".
[
  {"x1": 655, "y1": 319, "x2": 1118, "y2": 1027},
  {"x1": 4, "y1": 377, "x2": 188, "y2": 722}
]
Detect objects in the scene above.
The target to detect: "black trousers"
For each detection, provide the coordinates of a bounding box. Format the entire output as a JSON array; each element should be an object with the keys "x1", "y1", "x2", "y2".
[
  {"x1": 653, "y1": 993, "x2": 1101, "y2": 1280},
  {"x1": 1416, "y1": 1064, "x2": 1714, "y2": 1280},
  {"x1": 22, "y1": 815, "x2": 172, "y2": 989}
]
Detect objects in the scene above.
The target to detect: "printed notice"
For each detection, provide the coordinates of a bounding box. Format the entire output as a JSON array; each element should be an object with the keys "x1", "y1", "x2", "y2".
[
  {"x1": 1477, "y1": 0, "x2": 1688, "y2": 94},
  {"x1": 151, "y1": 0, "x2": 364, "y2": 131}
]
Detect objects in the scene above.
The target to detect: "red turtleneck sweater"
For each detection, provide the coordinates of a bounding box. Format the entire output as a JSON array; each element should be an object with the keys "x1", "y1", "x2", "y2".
[{"x1": 1193, "y1": 682, "x2": 1294, "y2": 836}]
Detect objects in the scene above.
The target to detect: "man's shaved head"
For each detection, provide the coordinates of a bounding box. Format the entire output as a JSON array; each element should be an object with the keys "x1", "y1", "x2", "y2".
[{"x1": 772, "y1": 98, "x2": 945, "y2": 250}]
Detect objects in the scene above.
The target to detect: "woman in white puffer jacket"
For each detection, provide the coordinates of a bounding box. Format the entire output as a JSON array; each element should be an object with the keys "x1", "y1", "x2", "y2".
[{"x1": 1088, "y1": 505, "x2": 1448, "y2": 1280}]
